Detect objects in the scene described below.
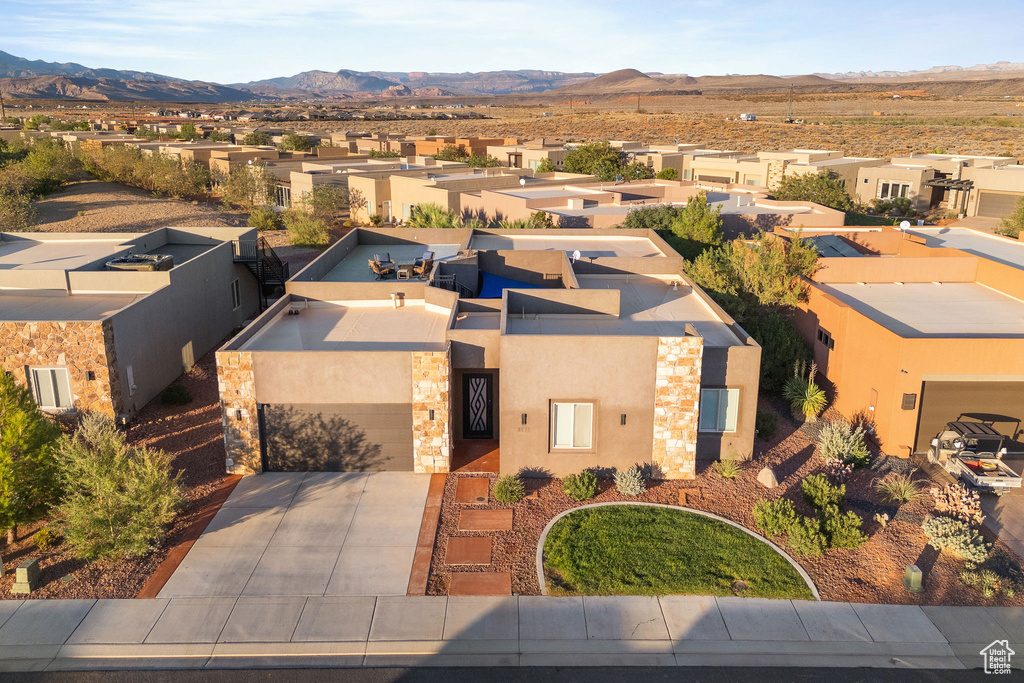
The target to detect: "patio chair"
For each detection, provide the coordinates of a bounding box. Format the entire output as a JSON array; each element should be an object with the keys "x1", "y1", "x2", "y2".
[
  {"x1": 368, "y1": 253, "x2": 395, "y2": 280},
  {"x1": 412, "y1": 250, "x2": 435, "y2": 279}
]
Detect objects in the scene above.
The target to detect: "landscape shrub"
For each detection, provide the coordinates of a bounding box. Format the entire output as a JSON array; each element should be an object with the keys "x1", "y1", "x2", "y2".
[
  {"x1": 562, "y1": 470, "x2": 599, "y2": 501},
  {"x1": 493, "y1": 474, "x2": 526, "y2": 503},
  {"x1": 821, "y1": 506, "x2": 868, "y2": 550},
  {"x1": 241, "y1": 131, "x2": 271, "y2": 146},
  {"x1": 655, "y1": 168, "x2": 678, "y2": 180},
  {"x1": 870, "y1": 198, "x2": 894, "y2": 214},
  {"x1": 823, "y1": 460, "x2": 854, "y2": 483},
  {"x1": 817, "y1": 419, "x2": 870, "y2": 467},
  {"x1": 786, "y1": 516, "x2": 829, "y2": 556},
  {"x1": 960, "y1": 549, "x2": 1024, "y2": 599},
  {"x1": 160, "y1": 384, "x2": 192, "y2": 406},
  {"x1": 284, "y1": 211, "x2": 330, "y2": 247},
  {"x1": 753, "y1": 498, "x2": 798, "y2": 537},
  {"x1": 930, "y1": 483, "x2": 984, "y2": 526},
  {"x1": 997, "y1": 196, "x2": 1024, "y2": 239},
  {"x1": 368, "y1": 213, "x2": 384, "y2": 226},
  {"x1": 784, "y1": 361, "x2": 827, "y2": 422},
  {"x1": 891, "y1": 197, "x2": 914, "y2": 216},
  {"x1": 755, "y1": 410, "x2": 778, "y2": 440},
  {"x1": 54, "y1": 414, "x2": 184, "y2": 560},
  {"x1": 406, "y1": 203, "x2": 461, "y2": 229},
  {"x1": 368, "y1": 150, "x2": 401, "y2": 158},
  {"x1": 713, "y1": 459, "x2": 743, "y2": 479},
  {"x1": 0, "y1": 372, "x2": 62, "y2": 543},
  {"x1": 279, "y1": 134, "x2": 313, "y2": 151},
  {"x1": 219, "y1": 164, "x2": 277, "y2": 210},
  {"x1": 0, "y1": 191, "x2": 36, "y2": 230},
  {"x1": 772, "y1": 171, "x2": 854, "y2": 212},
  {"x1": 922, "y1": 516, "x2": 990, "y2": 563},
  {"x1": 207, "y1": 131, "x2": 232, "y2": 142},
  {"x1": 612, "y1": 466, "x2": 646, "y2": 496},
  {"x1": 248, "y1": 206, "x2": 282, "y2": 231},
  {"x1": 33, "y1": 526, "x2": 59, "y2": 551},
  {"x1": 304, "y1": 185, "x2": 349, "y2": 223},
  {"x1": 745, "y1": 308, "x2": 812, "y2": 393},
  {"x1": 801, "y1": 473, "x2": 845, "y2": 510},
  {"x1": 874, "y1": 473, "x2": 924, "y2": 504}
]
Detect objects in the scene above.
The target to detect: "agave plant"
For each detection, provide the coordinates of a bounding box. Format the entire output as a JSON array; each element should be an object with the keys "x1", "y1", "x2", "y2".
[{"x1": 783, "y1": 360, "x2": 827, "y2": 422}]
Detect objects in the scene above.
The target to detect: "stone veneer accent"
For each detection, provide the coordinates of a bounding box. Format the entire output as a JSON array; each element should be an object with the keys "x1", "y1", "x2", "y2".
[
  {"x1": 217, "y1": 350, "x2": 261, "y2": 475},
  {"x1": 411, "y1": 348, "x2": 452, "y2": 474},
  {"x1": 652, "y1": 335, "x2": 703, "y2": 480},
  {"x1": 0, "y1": 320, "x2": 121, "y2": 417}
]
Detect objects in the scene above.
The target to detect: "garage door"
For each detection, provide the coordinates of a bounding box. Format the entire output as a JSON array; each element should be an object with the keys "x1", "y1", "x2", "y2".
[
  {"x1": 915, "y1": 381, "x2": 1024, "y2": 453},
  {"x1": 977, "y1": 191, "x2": 1023, "y2": 218},
  {"x1": 263, "y1": 403, "x2": 413, "y2": 471}
]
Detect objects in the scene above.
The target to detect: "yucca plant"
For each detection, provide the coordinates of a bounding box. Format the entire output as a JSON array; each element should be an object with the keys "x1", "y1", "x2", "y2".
[
  {"x1": 783, "y1": 360, "x2": 827, "y2": 422},
  {"x1": 713, "y1": 459, "x2": 743, "y2": 479},
  {"x1": 874, "y1": 473, "x2": 924, "y2": 504}
]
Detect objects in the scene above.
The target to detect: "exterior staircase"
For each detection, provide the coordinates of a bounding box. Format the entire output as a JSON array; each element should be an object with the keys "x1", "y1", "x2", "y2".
[{"x1": 232, "y1": 237, "x2": 290, "y2": 310}]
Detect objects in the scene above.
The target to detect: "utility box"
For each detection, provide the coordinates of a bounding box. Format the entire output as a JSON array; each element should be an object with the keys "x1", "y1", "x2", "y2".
[{"x1": 12, "y1": 558, "x2": 41, "y2": 594}]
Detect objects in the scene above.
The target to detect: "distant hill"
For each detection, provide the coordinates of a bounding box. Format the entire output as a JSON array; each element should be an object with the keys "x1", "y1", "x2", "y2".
[
  {"x1": 0, "y1": 50, "x2": 178, "y2": 82},
  {"x1": 818, "y1": 62, "x2": 1024, "y2": 82},
  {"x1": 554, "y1": 69, "x2": 835, "y2": 95},
  {"x1": 0, "y1": 75, "x2": 256, "y2": 103}
]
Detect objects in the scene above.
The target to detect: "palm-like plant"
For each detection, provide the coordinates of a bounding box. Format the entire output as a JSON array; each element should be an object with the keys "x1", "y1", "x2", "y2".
[
  {"x1": 406, "y1": 203, "x2": 461, "y2": 229},
  {"x1": 783, "y1": 360, "x2": 827, "y2": 422}
]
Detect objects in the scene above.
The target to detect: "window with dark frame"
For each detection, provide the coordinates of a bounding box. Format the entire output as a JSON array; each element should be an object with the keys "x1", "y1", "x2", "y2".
[{"x1": 817, "y1": 328, "x2": 835, "y2": 350}]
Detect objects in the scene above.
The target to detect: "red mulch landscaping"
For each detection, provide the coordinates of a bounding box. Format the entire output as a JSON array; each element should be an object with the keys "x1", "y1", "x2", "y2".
[
  {"x1": 427, "y1": 397, "x2": 1024, "y2": 606},
  {"x1": 0, "y1": 346, "x2": 229, "y2": 600}
]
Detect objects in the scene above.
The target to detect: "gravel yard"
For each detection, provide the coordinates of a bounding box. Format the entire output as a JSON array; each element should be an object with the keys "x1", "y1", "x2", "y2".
[
  {"x1": 427, "y1": 399, "x2": 1024, "y2": 606},
  {"x1": 31, "y1": 180, "x2": 246, "y2": 233},
  {"x1": 0, "y1": 347, "x2": 229, "y2": 600}
]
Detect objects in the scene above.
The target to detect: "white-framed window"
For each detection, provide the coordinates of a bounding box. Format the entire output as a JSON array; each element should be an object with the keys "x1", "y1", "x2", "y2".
[
  {"x1": 231, "y1": 278, "x2": 241, "y2": 310},
  {"x1": 551, "y1": 402, "x2": 594, "y2": 449},
  {"x1": 30, "y1": 367, "x2": 73, "y2": 410},
  {"x1": 699, "y1": 388, "x2": 739, "y2": 433},
  {"x1": 878, "y1": 181, "x2": 911, "y2": 200}
]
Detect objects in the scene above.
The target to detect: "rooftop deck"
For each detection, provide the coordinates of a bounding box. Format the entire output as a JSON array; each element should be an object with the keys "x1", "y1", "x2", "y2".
[
  {"x1": 505, "y1": 275, "x2": 741, "y2": 346},
  {"x1": 319, "y1": 244, "x2": 462, "y2": 282},
  {"x1": 240, "y1": 300, "x2": 450, "y2": 351},
  {"x1": 821, "y1": 282, "x2": 1024, "y2": 338}
]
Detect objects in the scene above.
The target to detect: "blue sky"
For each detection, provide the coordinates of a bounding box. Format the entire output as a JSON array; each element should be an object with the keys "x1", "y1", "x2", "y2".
[{"x1": 2, "y1": 0, "x2": 1021, "y2": 84}]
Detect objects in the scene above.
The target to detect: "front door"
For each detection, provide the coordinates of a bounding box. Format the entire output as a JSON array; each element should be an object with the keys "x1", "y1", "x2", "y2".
[{"x1": 463, "y1": 374, "x2": 493, "y2": 439}]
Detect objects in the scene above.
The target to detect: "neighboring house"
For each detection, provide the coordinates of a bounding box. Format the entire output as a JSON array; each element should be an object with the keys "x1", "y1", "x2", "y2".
[
  {"x1": 217, "y1": 227, "x2": 760, "y2": 479},
  {"x1": 783, "y1": 226, "x2": 1024, "y2": 457},
  {"x1": 459, "y1": 179, "x2": 844, "y2": 235},
  {"x1": 0, "y1": 227, "x2": 269, "y2": 420},
  {"x1": 683, "y1": 149, "x2": 881, "y2": 190}
]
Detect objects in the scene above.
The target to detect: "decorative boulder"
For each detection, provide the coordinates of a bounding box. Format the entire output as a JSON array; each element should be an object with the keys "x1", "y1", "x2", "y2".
[{"x1": 757, "y1": 467, "x2": 779, "y2": 489}]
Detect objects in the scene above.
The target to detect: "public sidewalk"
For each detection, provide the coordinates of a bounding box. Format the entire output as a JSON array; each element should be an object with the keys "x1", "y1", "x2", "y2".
[{"x1": 1, "y1": 595, "x2": 1021, "y2": 672}]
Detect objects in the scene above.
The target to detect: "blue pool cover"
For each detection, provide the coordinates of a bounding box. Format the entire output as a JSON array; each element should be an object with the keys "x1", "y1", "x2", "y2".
[{"x1": 477, "y1": 272, "x2": 543, "y2": 298}]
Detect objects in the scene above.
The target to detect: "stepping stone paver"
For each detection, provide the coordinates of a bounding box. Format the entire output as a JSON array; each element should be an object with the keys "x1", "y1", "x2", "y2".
[
  {"x1": 454, "y1": 478, "x2": 490, "y2": 504},
  {"x1": 444, "y1": 537, "x2": 492, "y2": 565},
  {"x1": 448, "y1": 572, "x2": 512, "y2": 596},
  {"x1": 458, "y1": 509, "x2": 513, "y2": 531}
]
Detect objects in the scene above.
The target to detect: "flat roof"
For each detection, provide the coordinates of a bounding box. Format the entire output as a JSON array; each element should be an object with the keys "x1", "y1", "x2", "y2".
[
  {"x1": 0, "y1": 292, "x2": 137, "y2": 321},
  {"x1": 240, "y1": 301, "x2": 450, "y2": 351},
  {"x1": 468, "y1": 234, "x2": 664, "y2": 258},
  {"x1": 910, "y1": 227, "x2": 1024, "y2": 271},
  {"x1": 820, "y1": 282, "x2": 1024, "y2": 338},
  {"x1": 0, "y1": 238, "x2": 126, "y2": 270},
  {"x1": 505, "y1": 276, "x2": 741, "y2": 346},
  {"x1": 705, "y1": 192, "x2": 816, "y2": 215},
  {"x1": 321, "y1": 244, "x2": 461, "y2": 282},
  {"x1": 499, "y1": 187, "x2": 600, "y2": 200}
]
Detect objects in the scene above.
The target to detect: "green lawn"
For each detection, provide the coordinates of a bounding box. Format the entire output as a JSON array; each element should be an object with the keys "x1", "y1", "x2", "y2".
[{"x1": 543, "y1": 505, "x2": 814, "y2": 599}]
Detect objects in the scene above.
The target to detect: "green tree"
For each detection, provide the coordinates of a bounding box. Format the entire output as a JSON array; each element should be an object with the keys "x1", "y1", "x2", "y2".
[
  {"x1": 562, "y1": 141, "x2": 625, "y2": 179},
  {"x1": 22, "y1": 137, "x2": 82, "y2": 194},
  {"x1": 177, "y1": 123, "x2": 201, "y2": 141},
  {"x1": 998, "y1": 196, "x2": 1024, "y2": 239},
  {"x1": 535, "y1": 158, "x2": 557, "y2": 173},
  {"x1": 0, "y1": 191, "x2": 37, "y2": 230},
  {"x1": 432, "y1": 144, "x2": 469, "y2": 161},
  {"x1": 54, "y1": 414, "x2": 184, "y2": 560},
  {"x1": 207, "y1": 130, "x2": 232, "y2": 142},
  {"x1": 621, "y1": 204, "x2": 681, "y2": 232},
  {"x1": 773, "y1": 171, "x2": 854, "y2": 212},
  {"x1": 368, "y1": 149, "x2": 401, "y2": 158},
  {"x1": 132, "y1": 125, "x2": 160, "y2": 141},
  {"x1": 0, "y1": 373, "x2": 61, "y2": 544},
  {"x1": 406, "y1": 203, "x2": 462, "y2": 229},
  {"x1": 664, "y1": 191, "x2": 723, "y2": 259},
  {"x1": 303, "y1": 185, "x2": 349, "y2": 223},
  {"x1": 465, "y1": 153, "x2": 501, "y2": 168},
  {"x1": 283, "y1": 210, "x2": 330, "y2": 247},
  {"x1": 656, "y1": 167, "x2": 679, "y2": 180},
  {"x1": 621, "y1": 160, "x2": 653, "y2": 181},
  {"x1": 220, "y1": 163, "x2": 277, "y2": 210},
  {"x1": 241, "y1": 131, "x2": 271, "y2": 146},
  {"x1": 279, "y1": 134, "x2": 312, "y2": 152}
]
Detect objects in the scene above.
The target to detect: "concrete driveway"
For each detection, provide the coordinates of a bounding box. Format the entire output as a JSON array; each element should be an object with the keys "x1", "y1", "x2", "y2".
[
  {"x1": 158, "y1": 472, "x2": 430, "y2": 598},
  {"x1": 981, "y1": 456, "x2": 1024, "y2": 559}
]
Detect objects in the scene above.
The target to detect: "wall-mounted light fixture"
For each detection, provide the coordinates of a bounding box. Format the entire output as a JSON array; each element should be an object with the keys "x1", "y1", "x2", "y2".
[
  {"x1": 235, "y1": 409, "x2": 243, "y2": 420},
  {"x1": 429, "y1": 409, "x2": 435, "y2": 420},
  {"x1": 521, "y1": 413, "x2": 528, "y2": 425},
  {"x1": 621, "y1": 414, "x2": 627, "y2": 426}
]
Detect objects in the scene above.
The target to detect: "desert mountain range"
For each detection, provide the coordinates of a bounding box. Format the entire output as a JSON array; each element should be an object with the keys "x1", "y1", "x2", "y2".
[{"x1": 1, "y1": 51, "x2": 1023, "y2": 102}]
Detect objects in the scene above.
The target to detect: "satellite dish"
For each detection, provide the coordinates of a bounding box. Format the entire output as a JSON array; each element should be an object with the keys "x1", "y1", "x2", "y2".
[
  {"x1": 899, "y1": 220, "x2": 911, "y2": 230},
  {"x1": 571, "y1": 249, "x2": 581, "y2": 263},
  {"x1": 520, "y1": 177, "x2": 527, "y2": 186}
]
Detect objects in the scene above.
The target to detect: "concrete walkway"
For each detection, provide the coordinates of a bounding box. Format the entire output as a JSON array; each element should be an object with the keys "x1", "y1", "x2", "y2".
[
  {"x1": 157, "y1": 472, "x2": 430, "y2": 598},
  {"x1": 0, "y1": 596, "x2": 1020, "y2": 672},
  {"x1": 981, "y1": 457, "x2": 1024, "y2": 561}
]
